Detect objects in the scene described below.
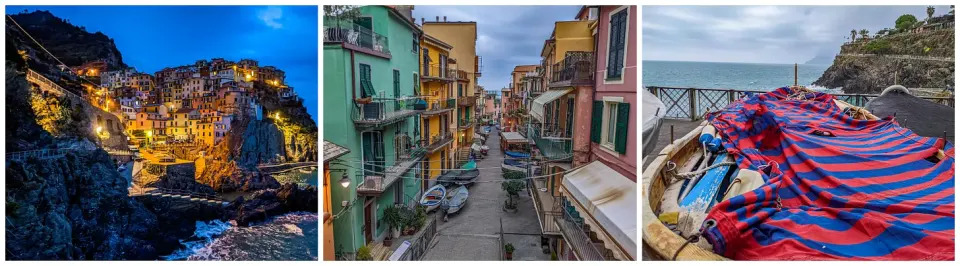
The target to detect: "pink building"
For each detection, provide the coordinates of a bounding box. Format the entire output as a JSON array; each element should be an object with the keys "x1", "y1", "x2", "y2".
[{"x1": 589, "y1": 5, "x2": 637, "y2": 181}]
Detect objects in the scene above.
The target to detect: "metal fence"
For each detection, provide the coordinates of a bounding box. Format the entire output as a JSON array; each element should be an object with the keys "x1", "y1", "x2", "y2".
[
  {"x1": 646, "y1": 86, "x2": 956, "y2": 120},
  {"x1": 549, "y1": 51, "x2": 594, "y2": 87},
  {"x1": 323, "y1": 23, "x2": 390, "y2": 55},
  {"x1": 555, "y1": 210, "x2": 606, "y2": 261},
  {"x1": 398, "y1": 214, "x2": 439, "y2": 260}
]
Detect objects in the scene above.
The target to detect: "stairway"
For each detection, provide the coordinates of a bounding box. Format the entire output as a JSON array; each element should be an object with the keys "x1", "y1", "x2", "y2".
[{"x1": 369, "y1": 241, "x2": 393, "y2": 261}]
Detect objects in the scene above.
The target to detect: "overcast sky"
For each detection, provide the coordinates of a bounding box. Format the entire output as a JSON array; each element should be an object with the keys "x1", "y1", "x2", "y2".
[
  {"x1": 413, "y1": 5, "x2": 581, "y2": 93},
  {"x1": 643, "y1": 5, "x2": 952, "y2": 64}
]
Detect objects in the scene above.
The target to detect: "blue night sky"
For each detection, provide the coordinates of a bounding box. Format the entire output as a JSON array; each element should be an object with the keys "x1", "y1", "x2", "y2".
[{"x1": 6, "y1": 5, "x2": 319, "y2": 121}]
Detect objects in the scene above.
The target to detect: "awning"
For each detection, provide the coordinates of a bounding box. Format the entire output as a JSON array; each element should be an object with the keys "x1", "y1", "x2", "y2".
[
  {"x1": 562, "y1": 160, "x2": 637, "y2": 260},
  {"x1": 500, "y1": 132, "x2": 528, "y2": 144},
  {"x1": 530, "y1": 88, "x2": 573, "y2": 122}
]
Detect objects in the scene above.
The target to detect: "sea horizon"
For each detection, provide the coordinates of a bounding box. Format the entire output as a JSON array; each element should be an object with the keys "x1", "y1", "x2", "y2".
[{"x1": 642, "y1": 60, "x2": 836, "y2": 92}]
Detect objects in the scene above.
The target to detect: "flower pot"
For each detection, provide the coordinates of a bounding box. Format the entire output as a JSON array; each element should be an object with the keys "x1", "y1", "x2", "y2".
[
  {"x1": 355, "y1": 97, "x2": 372, "y2": 104},
  {"x1": 505, "y1": 252, "x2": 513, "y2": 260}
]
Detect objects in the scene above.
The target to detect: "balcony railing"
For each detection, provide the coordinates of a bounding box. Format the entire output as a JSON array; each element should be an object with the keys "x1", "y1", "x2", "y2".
[
  {"x1": 352, "y1": 96, "x2": 423, "y2": 128},
  {"x1": 356, "y1": 147, "x2": 425, "y2": 195},
  {"x1": 323, "y1": 24, "x2": 390, "y2": 55},
  {"x1": 458, "y1": 117, "x2": 473, "y2": 129},
  {"x1": 455, "y1": 69, "x2": 469, "y2": 81},
  {"x1": 457, "y1": 96, "x2": 476, "y2": 106},
  {"x1": 421, "y1": 64, "x2": 455, "y2": 82},
  {"x1": 555, "y1": 210, "x2": 607, "y2": 261},
  {"x1": 422, "y1": 97, "x2": 456, "y2": 116},
  {"x1": 549, "y1": 51, "x2": 594, "y2": 88},
  {"x1": 424, "y1": 132, "x2": 454, "y2": 153},
  {"x1": 529, "y1": 124, "x2": 572, "y2": 161}
]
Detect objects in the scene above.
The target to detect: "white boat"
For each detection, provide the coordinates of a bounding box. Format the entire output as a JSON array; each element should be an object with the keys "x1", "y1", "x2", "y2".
[
  {"x1": 419, "y1": 184, "x2": 446, "y2": 213},
  {"x1": 642, "y1": 88, "x2": 666, "y2": 160}
]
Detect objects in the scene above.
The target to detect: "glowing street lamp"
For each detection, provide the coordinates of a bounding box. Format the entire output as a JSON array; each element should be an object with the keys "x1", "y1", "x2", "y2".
[{"x1": 339, "y1": 173, "x2": 351, "y2": 188}]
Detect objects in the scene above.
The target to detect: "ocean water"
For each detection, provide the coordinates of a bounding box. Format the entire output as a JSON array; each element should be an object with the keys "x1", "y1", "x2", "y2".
[
  {"x1": 271, "y1": 167, "x2": 319, "y2": 187},
  {"x1": 642, "y1": 60, "x2": 833, "y2": 91},
  {"x1": 164, "y1": 212, "x2": 319, "y2": 261}
]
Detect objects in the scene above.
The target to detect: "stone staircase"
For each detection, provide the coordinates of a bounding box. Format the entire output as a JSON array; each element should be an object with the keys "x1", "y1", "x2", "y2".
[{"x1": 369, "y1": 241, "x2": 393, "y2": 261}]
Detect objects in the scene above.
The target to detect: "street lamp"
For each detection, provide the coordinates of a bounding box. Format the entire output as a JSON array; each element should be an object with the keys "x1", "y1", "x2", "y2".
[{"x1": 339, "y1": 172, "x2": 351, "y2": 188}]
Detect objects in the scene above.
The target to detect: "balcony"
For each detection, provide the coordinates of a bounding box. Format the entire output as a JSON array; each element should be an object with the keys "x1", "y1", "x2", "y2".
[
  {"x1": 423, "y1": 132, "x2": 454, "y2": 153},
  {"x1": 457, "y1": 96, "x2": 476, "y2": 106},
  {"x1": 356, "y1": 147, "x2": 425, "y2": 195},
  {"x1": 555, "y1": 210, "x2": 608, "y2": 261},
  {"x1": 458, "y1": 117, "x2": 474, "y2": 129},
  {"x1": 529, "y1": 124, "x2": 572, "y2": 161},
  {"x1": 548, "y1": 51, "x2": 594, "y2": 88},
  {"x1": 530, "y1": 177, "x2": 561, "y2": 236},
  {"x1": 323, "y1": 23, "x2": 390, "y2": 57},
  {"x1": 352, "y1": 96, "x2": 423, "y2": 129},
  {"x1": 455, "y1": 69, "x2": 469, "y2": 81},
  {"x1": 421, "y1": 97, "x2": 456, "y2": 117},
  {"x1": 421, "y1": 64, "x2": 455, "y2": 83}
]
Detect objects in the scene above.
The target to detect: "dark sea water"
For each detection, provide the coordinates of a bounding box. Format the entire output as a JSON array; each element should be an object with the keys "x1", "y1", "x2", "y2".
[
  {"x1": 164, "y1": 168, "x2": 320, "y2": 261},
  {"x1": 642, "y1": 60, "x2": 834, "y2": 92}
]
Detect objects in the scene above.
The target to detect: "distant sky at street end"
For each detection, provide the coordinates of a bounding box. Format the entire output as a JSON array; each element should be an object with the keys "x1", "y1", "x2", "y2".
[
  {"x1": 643, "y1": 5, "x2": 953, "y2": 64},
  {"x1": 6, "y1": 5, "x2": 319, "y2": 121},
  {"x1": 413, "y1": 5, "x2": 582, "y2": 94}
]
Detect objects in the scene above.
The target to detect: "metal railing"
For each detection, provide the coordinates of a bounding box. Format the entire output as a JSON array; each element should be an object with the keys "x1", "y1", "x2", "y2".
[
  {"x1": 323, "y1": 24, "x2": 390, "y2": 55},
  {"x1": 421, "y1": 64, "x2": 455, "y2": 81},
  {"x1": 356, "y1": 147, "x2": 425, "y2": 195},
  {"x1": 353, "y1": 96, "x2": 423, "y2": 127},
  {"x1": 646, "y1": 86, "x2": 955, "y2": 120},
  {"x1": 458, "y1": 96, "x2": 476, "y2": 106},
  {"x1": 555, "y1": 210, "x2": 606, "y2": 261},
  {"x1": 398, "y1": 214, "x2": 439, "y2": 260},
  {"x1": 458, "y1": 117, "x2": 474, "y2": 129},
  {"x1": 6, "y1": 148, "x2": 74, "y2": 162},
  {"x1": 529, "y1": 124, "x2": 572, "y2": 161},
  {"x1": 549, "y1": 51, "x2": 594, "y2": 87},
  {"x1": 424, "y1": 132, "x2": 454, "y2": 153},
  {"x1": 455, "y1": 69, "x2": 469, "y2": 81},
  {"x1": 422, "y1": 97, "x2": 455, "y2": 115}
]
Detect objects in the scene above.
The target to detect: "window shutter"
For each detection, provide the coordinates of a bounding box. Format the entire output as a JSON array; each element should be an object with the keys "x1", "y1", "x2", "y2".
[
  {"x1": 615, "y1": 102, "x2": 630, "y2": 154},
  {"x1": 606, "y1": 13, "x2": 619, "y2": 78},
  {"x1": 590, "y1": 100, "x2": 602, "y2": 143}
]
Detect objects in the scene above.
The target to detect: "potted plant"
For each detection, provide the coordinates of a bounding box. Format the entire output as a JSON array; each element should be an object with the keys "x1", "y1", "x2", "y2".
[
  {"x1": 356, "y1": 245, "x2": 372, "y2": 261},
  {"x1": 383, "y1": 206, "x2": 402, "y2": 240},
  {"x1": 504, "y1": 243, "x2": 515, "y2": 260},
  {"x1": 501, "y1": 171, "x2": 524, "y2": 213}
]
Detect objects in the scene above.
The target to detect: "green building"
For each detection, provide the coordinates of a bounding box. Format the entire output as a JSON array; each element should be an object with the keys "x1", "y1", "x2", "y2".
[{"x1": 323, "y1": 5, "x2": 424, "y2": 257}]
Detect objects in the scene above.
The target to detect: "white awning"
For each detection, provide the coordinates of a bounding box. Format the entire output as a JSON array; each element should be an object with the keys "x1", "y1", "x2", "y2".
[
  {"x1": 530, "y1": 88, "x2": 573, "y2": 122},
  {"x1": 500, "y1": 132, "x2": 527, "y2": 143},
  {"x1": 562, "y1": 160, "x2": 637, "y2": 260}
]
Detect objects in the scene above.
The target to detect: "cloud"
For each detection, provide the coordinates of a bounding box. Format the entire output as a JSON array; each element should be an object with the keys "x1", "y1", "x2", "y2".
[
  {"x1": 258, "y1": 7, "x2": 284, "y2": 29},
  {"x1": 413, "y1": 5, "x2": 580, "y2": 92},
  {"x1": 643, "y1": 5, "x2": 951, "y2": 64}
]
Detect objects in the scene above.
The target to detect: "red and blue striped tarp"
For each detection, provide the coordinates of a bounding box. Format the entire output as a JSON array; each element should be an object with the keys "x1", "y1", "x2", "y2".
[{"x1": 701, "y1": 87, "x2": 955, "y2": 260}]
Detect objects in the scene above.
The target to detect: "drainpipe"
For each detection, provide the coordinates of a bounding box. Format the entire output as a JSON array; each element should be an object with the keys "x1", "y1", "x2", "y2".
[{"x1": 350, "y1": 50, "x2": 357, "y2": 100}]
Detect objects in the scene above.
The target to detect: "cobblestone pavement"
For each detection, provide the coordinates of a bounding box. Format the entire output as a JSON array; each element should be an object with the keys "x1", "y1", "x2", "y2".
[{"x1": 422, "y1": 128, "x2": 550, "y2": 261}]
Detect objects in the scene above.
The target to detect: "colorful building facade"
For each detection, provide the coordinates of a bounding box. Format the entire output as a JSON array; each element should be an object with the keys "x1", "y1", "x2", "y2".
[
  {"x1": 322, "y1": 5, "x2": 425, "y2": 257},
  {"x1": 422, "y1": 19, "x2": 479, "y2": 166}
]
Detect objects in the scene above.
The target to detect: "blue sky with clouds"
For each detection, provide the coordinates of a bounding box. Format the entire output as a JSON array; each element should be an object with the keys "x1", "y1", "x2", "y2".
[
  {"x1": 643, "y1": 5, "x2": 953, "y2": 64},
  {"x1": 413, "y1": 5, "x2": 581, "y2": 93},
  {"x1": 7, "y1": 5, "x2": 319, "y2": 120}
]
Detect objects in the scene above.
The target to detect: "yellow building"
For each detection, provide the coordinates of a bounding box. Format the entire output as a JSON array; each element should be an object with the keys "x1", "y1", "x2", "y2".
[
  {"x1": 422, "y1": 19, "x2": 479, "y2": 166},
  {"x1": 419, "y1": 33, "x2": 457, "y2": 186}
]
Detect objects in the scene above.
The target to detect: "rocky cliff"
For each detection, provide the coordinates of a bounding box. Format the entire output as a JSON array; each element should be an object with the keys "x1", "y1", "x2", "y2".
[
  {"x1": 8, "y1": 10, "x2": 126, "y2": 73},
  {"x1": 814, "y1": 28, "x2": 955, "y2": 94}
]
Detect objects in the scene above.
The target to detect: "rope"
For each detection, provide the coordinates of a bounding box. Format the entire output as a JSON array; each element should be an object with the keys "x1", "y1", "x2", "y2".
[
  {"x1": 669, "y1": 161, "x2": 736, "y2": 182},
  {"x1": 7, "y1": 15, "x2": 103, "y2": 89},
  {"x1": 672, "y1": 233, "x2": 701, "y2": 261}
]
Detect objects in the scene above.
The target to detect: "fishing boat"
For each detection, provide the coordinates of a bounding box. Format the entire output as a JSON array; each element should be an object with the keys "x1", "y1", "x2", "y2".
[
  {"x1": 444, "y1": 185, "x2": 469, "y2": 217},
  {"x1": 437, "y1": 160, "x2": 480, "y2": 186},
  {"x1": 501, "y1": 158, "x2": 527, "y2": 173},
  {"x1": 642, "y1": 86, "x2": 954, "y2": 260},
  {"x1": 419, "y1": 184, "x2": 446, "y2": 213},
  {"x1": 504, "y1": 151, "x2": 530, "y2": 159}
]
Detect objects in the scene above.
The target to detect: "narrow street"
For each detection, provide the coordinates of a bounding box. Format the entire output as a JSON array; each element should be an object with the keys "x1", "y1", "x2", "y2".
[{"x1": 422, "y1": 128, "x2": 549, "y2": 261}]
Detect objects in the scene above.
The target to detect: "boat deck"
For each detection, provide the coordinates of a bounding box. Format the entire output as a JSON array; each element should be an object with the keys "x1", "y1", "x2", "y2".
[{"x1": 642, "y1": 119, "x2": 702, "y2": 170}]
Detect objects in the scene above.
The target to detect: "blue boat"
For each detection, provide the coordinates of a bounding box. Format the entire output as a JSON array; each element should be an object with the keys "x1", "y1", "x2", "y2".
[
  {"x1": 504, "y1": 151, "x2": 530, "y2": 159},
  {"x1": 444, "y1": 185, "x2": 469, "y2": 216}
]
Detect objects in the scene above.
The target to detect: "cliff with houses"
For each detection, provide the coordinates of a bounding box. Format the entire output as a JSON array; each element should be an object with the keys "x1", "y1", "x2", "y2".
[{"x1": 814, "y1": 11, "x2": 955, "y2": 94}]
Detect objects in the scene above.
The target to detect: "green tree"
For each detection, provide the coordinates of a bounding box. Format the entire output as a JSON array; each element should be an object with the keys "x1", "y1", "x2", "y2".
[
  {"x1": 859, "y1": 29, "x2": 870, "y2": 40},
  {"x1": 895, "y1": 14, "x2": 918, "y2": 31},
  {"x1": 926, "y1": 6, "x2": 935, "y2": 21},
  {"x1": 850, "y1": 29, "x2": 857, "y2": 41},
  {"x1": 864, "y1": 39, "x2": 892, "y2": 54}
]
